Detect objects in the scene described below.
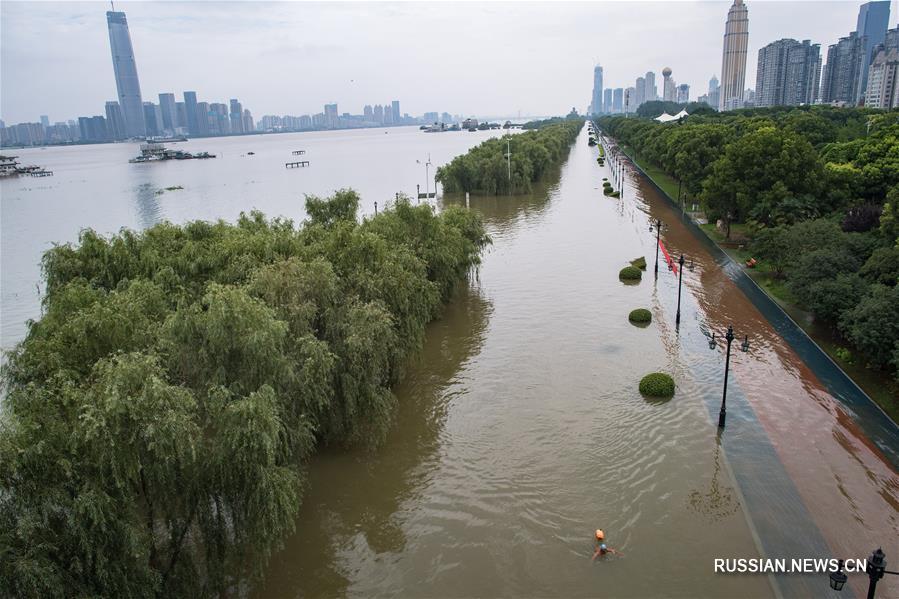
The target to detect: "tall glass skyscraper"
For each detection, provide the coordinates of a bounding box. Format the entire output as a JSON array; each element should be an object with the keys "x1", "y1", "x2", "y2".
[
  {"x1": 854, "y1": 1, "x2": 891, "y2": 103},
  {"x1": 719, "y1": 0, "x2": 749, "y2": 111},
  {"x1": 591, "y1": 65, "x2": 603, "y2": 114},
  {"x1": 106, "y1": 10, "x2": 145, "y2": 138}
]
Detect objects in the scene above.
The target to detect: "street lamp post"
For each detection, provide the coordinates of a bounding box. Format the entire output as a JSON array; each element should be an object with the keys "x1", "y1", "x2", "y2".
[
  {"x1": 830, "y1": 547, "x2": 898, "y2": 598},
  {"x1": 708, "y1": 325, "x2": 750, "y2": 428},
  {"x1": 649, "y1": 218, "x2": 663, "y2": 277},
  {"x1": 676, "y1": 254, "x2": 686, "y2": 327}
]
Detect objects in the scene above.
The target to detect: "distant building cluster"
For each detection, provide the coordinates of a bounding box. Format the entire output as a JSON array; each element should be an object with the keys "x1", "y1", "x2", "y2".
[
  {"x1": 1, "y1": 10, "x2": 457, "y2": 147},
  {"x1": 587, "y1": 0, "x2": 899, "y2": 117}
]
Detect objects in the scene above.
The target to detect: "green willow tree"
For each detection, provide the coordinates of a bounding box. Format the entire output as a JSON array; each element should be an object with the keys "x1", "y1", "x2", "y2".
[
  {"x1": 0, "y1": 190, "x2": 489, "y2": 597},
  {"x1": 436, "y1": 120, "x2": 582, "y2": 195}
]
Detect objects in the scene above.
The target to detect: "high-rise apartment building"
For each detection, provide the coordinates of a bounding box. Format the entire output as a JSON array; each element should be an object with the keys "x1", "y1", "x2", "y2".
[
  {"x1": 142, "y1": 102, "x2": 161, "y2": 137},
  {"x1": 864, "y1": 47, "x2": 899, "y2": 108},
  {"x1": 106, "y1": 10, "x2": 145, "y2": 137},
  {"x1": 635, "y1": 76, "x2": 646, "y2": 107},
  {"x1": 676, "y1": 83, "x2": 690, "y2": 103},
  {"x1": 158, "y1": 93, "x2": 177, "y2": 133},
  {"x1": 612, "y1": 88, "x2": 624, "y2": 113},
  {"x1": 603, "y1": 88, "x2": 613, "y2": 113},
  {"x1": 591, "y1": 65, "x2": 604, "y2": 115},
  {"x1": 391, "y1": 100, "x2": 401, "y2": 124},
  {"x1": 708, "y1": 75, "x2": 720, "y2": 109},
  {"x1": 373, "y1": 104, "x2": 384, "y2": 123},
  {"x1": 785, "y1": 41, "x2": 822, "y2": 105},
  {"x1": 624, "y1": 87, "x2": 637, "y2": 113},
  {"x1": 855, "y1": 1, "x2": 891, "y2": 102},
  {"x1": 719, "y1": 0, "x2": 749, "y2": 111},
  {"x1": 229, "y1": 99, "x2": 244, "y2": 133},
  {"x1": 755, "y1": 39, "x2": 821, "y2": 107},
  {"x1": 195, "y1": 101, "x2": 210, "y2": 135},
  {"x1": 324, "y1": 103, "x2": 338, "y2": 128},
  {"x1": 175, "y1": 102, "x2": 187, "y2": 130},
  {"x1": 183, "y1": 92, "x2": 199, "y2": 135},
  {"x1": 821, "y1": 32, "x2": 866, "y2": 105},
  {"x1": 105, "y1": 101, "x2": 126, "y2": 140},
  {"x1": 645, "y1": 71, "x2": 657, "y2": 102}
]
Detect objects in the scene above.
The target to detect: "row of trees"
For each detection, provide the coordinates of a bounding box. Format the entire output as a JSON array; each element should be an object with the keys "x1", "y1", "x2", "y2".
[
  {"x1": 0, "y1": 192, "x2": 490, "y2": 597},
  {"x1": 598, "y1": 106, "x2": 899, "y2": 381},
  {"x1": 436, "y1": 120, "x2": 583, "y2": 195}
]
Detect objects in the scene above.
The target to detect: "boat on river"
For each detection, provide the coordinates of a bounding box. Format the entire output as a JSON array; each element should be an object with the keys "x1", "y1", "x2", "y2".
[
  {"x1": 0, "y1": 155, "x2": 53, "y2": 177},
  {"x1": 129, "y1": 143, "x2": 216, "y2": 163}
]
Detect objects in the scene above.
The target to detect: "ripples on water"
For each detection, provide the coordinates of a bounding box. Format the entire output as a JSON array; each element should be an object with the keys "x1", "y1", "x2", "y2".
[{"x1": 258, "y1": 129, "x2": 771, "y2": 598}]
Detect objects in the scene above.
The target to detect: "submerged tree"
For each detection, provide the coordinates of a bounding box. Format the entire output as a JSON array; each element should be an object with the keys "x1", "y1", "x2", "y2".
[{"x1": 0, "y1": 191, "x2": 489, "y2": 596}]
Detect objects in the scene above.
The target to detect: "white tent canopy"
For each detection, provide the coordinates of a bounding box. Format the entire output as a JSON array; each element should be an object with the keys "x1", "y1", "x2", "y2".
[{"x1": 655, "y1": 109, "x2": 690, "y2": 123}]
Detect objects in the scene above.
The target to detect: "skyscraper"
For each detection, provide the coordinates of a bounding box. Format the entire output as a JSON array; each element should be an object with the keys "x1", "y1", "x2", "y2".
[
  {"x1": 785, "y1": 41, "x2": 821, "y2": 105},
  {"x1": 821, "y1": 32, "x2": 866, "y2": 104},
  {"x1": 755, "y1": 39, "x2": 821, "y2": 107},
  {"x1": 106, "y1": 10, "x2": 145, "y2": 137},
  {"x1": 175, "y1": 102, "x2": 187, "y2": 130},
  {"x1": 183, "y1": 91, "x2": 199, "y2": 135},
  {"x1": 625, "y1": 86, "x2": 637, "y2": 113},
  {"x1": 662, "y1": 67, "x2": 676, "y2": 101},
  {"x1": 158, "y1": 93, "x2": 177, "y2": 133},
  {"x1": 708, "y1": 75, "x2": 720, "y2": 109},
  {"x1": 676, "y1": 83, "x2": 690, "y2": 103},
  {"x1": 603, "y1": 88, "x2": 613, "y2": 113},
  {"x1": 635, "y1": 76, "x2": 646, "y2": 107},
  {"x1": 105, "y1": 101, "x2": 126, "y2": 140},
  {"x1": 143, "y1": 102, "x2": 160, "y2": 137},
  {"x1": 229, "y1": 99, "x2": 244, "y2": 133},
  {"x1": 719, "y1": 0, "x2": 749, "y2": 111},
  {"x1": 612, "y1": 88, "x2": 624, "y2": 113},
  {"x1": 864, "y1": 47, "x2": 899, "y2": 108},
  {"x1": 324, "y1": 103, "x2": 338, "y2": 128},
  {"x1": 645, "y1": 71, "x2": 657, "y2": 102},
  {"x1": 391, "y1": 100, "x2": 401, "y2": 124},
  {"x1": 855, "y1": 1, "x2": 891, "y2": 102},
  {"x1": 591, "y1": 65, "x2": 604, "y2": 115}
]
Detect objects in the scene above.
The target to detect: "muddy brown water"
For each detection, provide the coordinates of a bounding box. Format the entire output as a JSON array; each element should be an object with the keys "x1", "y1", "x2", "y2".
[{"x1": 257, "y1": 127, "x2": 899, "y2": 598}]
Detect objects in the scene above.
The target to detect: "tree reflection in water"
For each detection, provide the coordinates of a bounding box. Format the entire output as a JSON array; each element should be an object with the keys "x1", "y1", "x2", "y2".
[
  {"x1": 255, "y1": 280, "x2": 492, "y2": 598},
  {"x1": 687, "y1": 434, "x2": 740, "y2": 523}
]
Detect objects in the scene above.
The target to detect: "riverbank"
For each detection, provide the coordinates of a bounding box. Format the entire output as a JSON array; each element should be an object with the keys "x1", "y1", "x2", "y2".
[{"x1": 614, "y1": 140, "x2": 899, "y2": 423}]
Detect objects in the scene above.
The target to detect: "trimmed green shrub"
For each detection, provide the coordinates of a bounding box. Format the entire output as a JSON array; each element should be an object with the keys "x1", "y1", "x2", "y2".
[
  {"x1": 630, "y1": 256, "x2": 647, "y2": 270},
  {"x1": 619, "y1": 266, "x2": 642, "y2": 281},
  {"x1": 611, "y1": 191, "x2": 620, "y2": 198},
  {"x1": 628, "y1": 308, "x2": 652, "y2": 323},
  {"x1": 639, "y1": 373, "x2": 675, "y2": 397}
]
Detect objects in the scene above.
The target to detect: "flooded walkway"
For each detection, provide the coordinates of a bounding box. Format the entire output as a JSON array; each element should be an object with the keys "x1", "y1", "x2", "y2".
[{"x1": 257, "y1": 126, "x2": 897, "y2": 598}]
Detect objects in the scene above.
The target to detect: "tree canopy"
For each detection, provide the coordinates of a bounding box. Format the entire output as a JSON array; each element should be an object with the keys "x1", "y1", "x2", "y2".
[{"x1": 0, "y1": 192, "x2": 489, "y2": 597}]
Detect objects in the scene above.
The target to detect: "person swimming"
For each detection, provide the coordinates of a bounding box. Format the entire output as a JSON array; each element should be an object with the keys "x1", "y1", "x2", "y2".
[{"x1": 591, "y1": 529, "x2": 621, "y2": 561}]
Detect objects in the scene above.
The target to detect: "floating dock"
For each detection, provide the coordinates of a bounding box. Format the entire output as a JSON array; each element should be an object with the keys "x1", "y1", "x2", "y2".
[
  {"x1": 286, "y1": 161, "x2": 310, "y2": 168},
  {"x1": 292, "y1": 150, "x2": 306, "y2": 155}
]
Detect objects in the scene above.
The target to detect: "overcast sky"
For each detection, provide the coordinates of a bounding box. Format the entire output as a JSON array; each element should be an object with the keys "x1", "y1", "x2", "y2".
[{"x1": 2, "y1": 0, "x2": 897, "y2": 124}]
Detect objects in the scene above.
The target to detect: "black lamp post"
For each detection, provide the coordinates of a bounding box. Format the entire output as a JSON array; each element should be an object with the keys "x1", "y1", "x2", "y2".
[
  {"x1": 676, "y1": 254, "x2": 686, "y2": 327},
  {"x1": 830, "y1": 548, "x2": 898, "y2": 599},
  {"x1": 708, "y1": 325, "x2": 750, "y2": 428},
  {"x1": 649, "y1": 218, "x2": 663, "y2": 277}
]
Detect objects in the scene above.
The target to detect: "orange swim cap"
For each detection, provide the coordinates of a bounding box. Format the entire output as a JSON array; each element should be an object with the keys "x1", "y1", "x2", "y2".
[{"x1": 595, "y1": 529, "x2": 605, "y2": 540}]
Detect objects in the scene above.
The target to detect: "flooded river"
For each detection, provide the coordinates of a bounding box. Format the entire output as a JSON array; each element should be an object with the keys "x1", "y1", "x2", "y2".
[
  {"x1": 3, "y1": 125, "x2": 896, "y2": 598},
  {"x1": 256, "y1": 125, "x2": 896, "y2": 598}
]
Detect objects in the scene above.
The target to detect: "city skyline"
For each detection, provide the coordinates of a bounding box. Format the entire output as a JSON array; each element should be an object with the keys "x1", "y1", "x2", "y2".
[{"x1": 2, "y1": 1, "x2": 893, "y2": 124}]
